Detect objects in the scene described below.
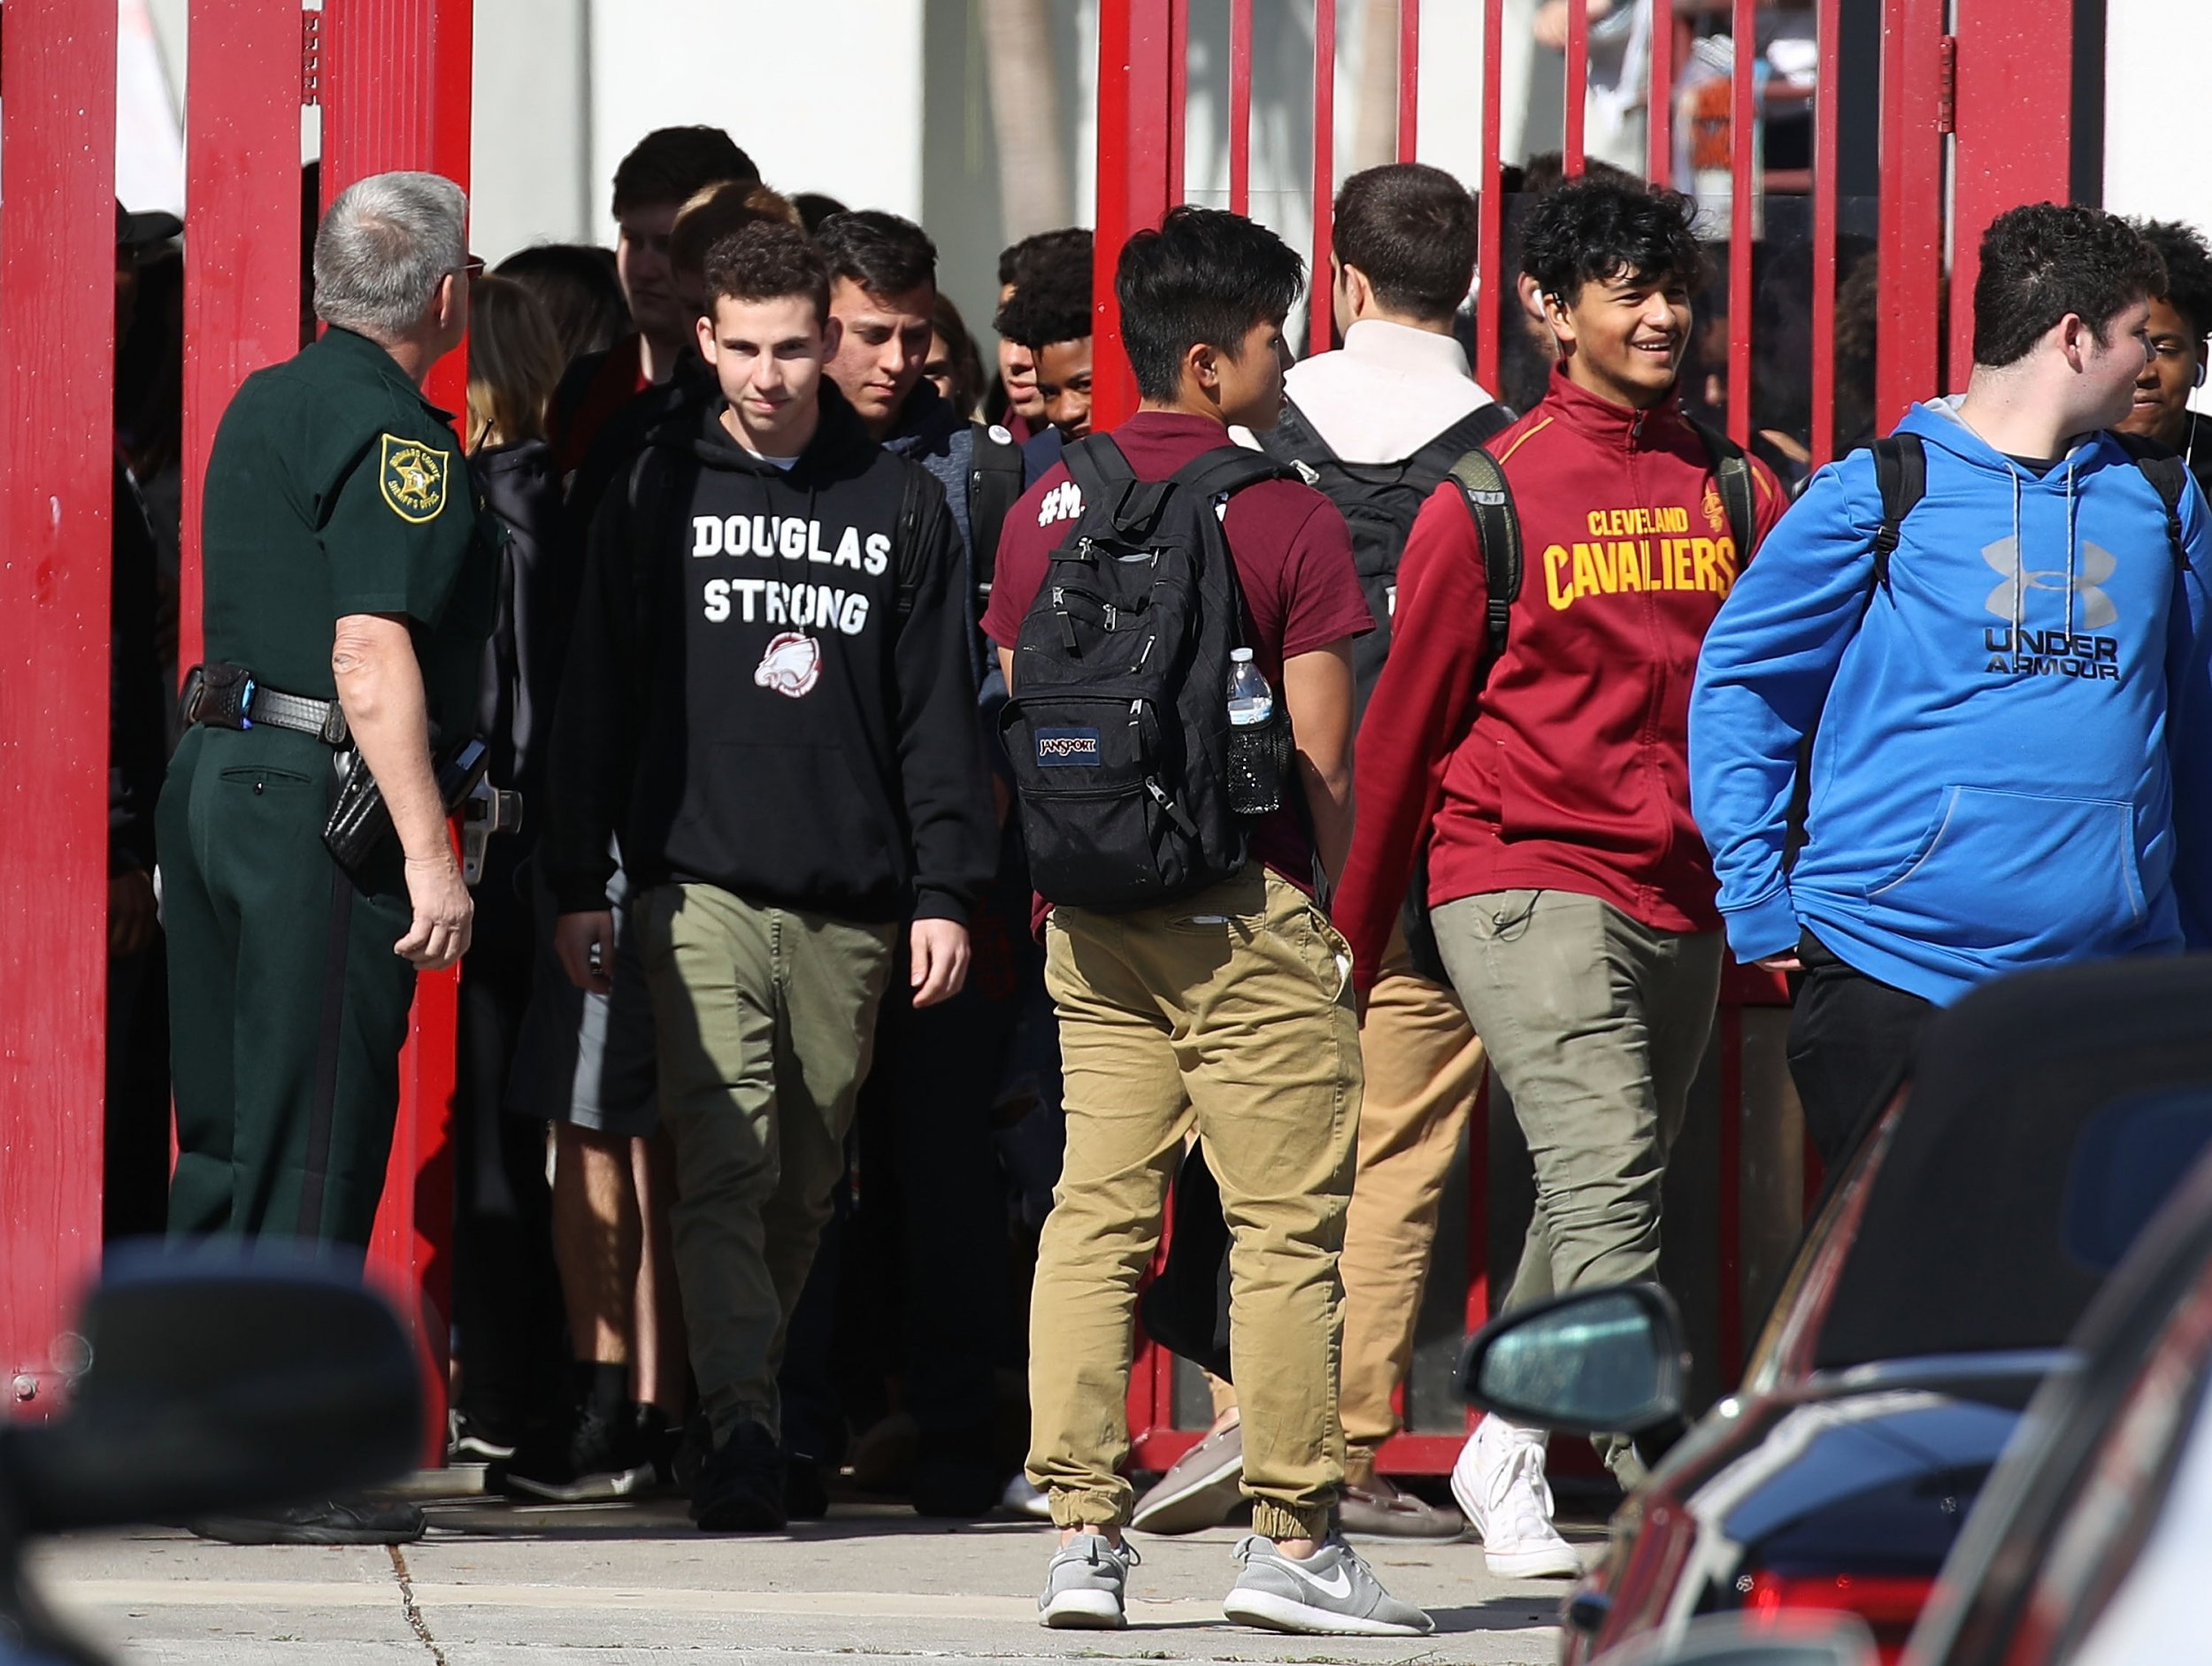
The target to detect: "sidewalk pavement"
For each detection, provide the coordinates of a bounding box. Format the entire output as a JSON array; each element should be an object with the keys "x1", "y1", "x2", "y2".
[{"x1": 32, "y1": 1498, "x2": 1585, "y2": 1666}]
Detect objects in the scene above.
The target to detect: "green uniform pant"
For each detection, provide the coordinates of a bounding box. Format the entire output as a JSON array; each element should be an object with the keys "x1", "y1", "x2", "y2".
[
  {"x1": 160, "y1": 726, "x2": 419, "y2": 1247},
  {"x1": 634, "y1": 883, "x2": 895, "y2": 1446}
]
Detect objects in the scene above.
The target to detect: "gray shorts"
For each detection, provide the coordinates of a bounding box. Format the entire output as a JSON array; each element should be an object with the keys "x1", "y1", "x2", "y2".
[{"x1": 504, "y1": 865, "x2": 658, "y2": 1138}]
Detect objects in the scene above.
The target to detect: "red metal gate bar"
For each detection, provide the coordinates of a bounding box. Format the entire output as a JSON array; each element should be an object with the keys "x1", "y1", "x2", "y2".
[
  {"x1": 0, "y1": 0, "x2": 119, "y2": 1421},
  {"x1": 1397, "y1": 0, "x2": 1420, "y2": 164},
  {"x1": 1167, "y1": 0, "x2": 1189, "y2": 206},
  {"x1": 1564, "y1": 0, "x2": 1589, "y2": 176},
  {"x1": 1475, "y1": 0, "x2": 1505, "y2": 395},
  {"x1": 1809, "y1": 0, "x2": 1842, "y2": 470},
  {"x1": 180, "y1": 0, "x2": 307, "y2": 702},
  {"x1": 1877, "y1": 0, "x2": 1947, "y2": 431},
  {"x1": 320, "y1": 0, "x2": 478, "y2": 1466},
  {"x1": 1648, "y1": 0, "x2": 1677, "y2": 189},
  {"x1": 1230, "y1": 0, "x2": 1254, "y2": 215},
  {"x1": 1725, "y1": 0, "x2": 1755, "y2": 449},
  {"x1": 1947, "y1": 3, "x2": 2080, "y2": 387},
  {"x1": 1310, "y1": 0, "x2": 1338, "y2": 357},
  {"x1": 1092, "y1": 0, "x2": 1175, "y2": 432}
]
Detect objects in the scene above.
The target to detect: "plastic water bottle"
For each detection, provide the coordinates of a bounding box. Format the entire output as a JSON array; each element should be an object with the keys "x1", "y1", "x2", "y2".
[
  {"x1": 1225, "y1": 649, "x2": 1281, "y2": 816},
  {"x1": 1226, "y1": 648, "x2": 1274, "y2": 726}
]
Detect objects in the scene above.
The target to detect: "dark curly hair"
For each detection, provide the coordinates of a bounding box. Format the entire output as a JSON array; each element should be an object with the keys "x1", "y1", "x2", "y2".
[
  {"x1": 702, "y1": 221, "x2": 830, "y2": 326},
  {"x1": 999, "y1": 226, "x2": 1094, "y2": 293},
  {"x1": 1517, "y1": 176, "x2": 1707, "y2": 306},
  {"x1": 2132, "y1": 218, "x2": 2212, "y2": 349},
  {"x1": 995, "y1": 257, "x2": 1092, "y2": 350},
  {"x1": 1973, "y1": 204, "x2": 2165, "y2": 368}
]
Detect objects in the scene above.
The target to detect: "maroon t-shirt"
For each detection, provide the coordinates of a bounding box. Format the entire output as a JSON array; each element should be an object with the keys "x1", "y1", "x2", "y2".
[{"x1": 982, "y1": 411, "x2": 1371, "y2": 898}]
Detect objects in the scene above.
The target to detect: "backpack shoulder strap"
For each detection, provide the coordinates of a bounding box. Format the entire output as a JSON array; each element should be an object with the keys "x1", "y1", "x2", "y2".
[
  {"x1": 1170, "y1": 444, "x2": 1292, "y2": 504},
  {"x1": 1064, "y1": 433, "x2": 1177, "y2": 538},
  {"x1": 1400, "y1": 400, "x2": 1517, "y2": 490},
  {"x1": 966, "y1": 420, "x2": 1025, "y2": 599},
  {"x1": 1257, "y1": 398, "x2": 1336, "y2": 484},
  {"x1": 1865, "y1": 433, "x2": 1927, "y2": 598},
  {"x1": 2110, "y1": 430, "x2": 2190, "y2": 572},
  {"x1": 1685, "y1": 416, "x2": 1760, "y2": 559},
  {"x1": 1446, "y1": 446, "x2": 1521, "y2": 681}
]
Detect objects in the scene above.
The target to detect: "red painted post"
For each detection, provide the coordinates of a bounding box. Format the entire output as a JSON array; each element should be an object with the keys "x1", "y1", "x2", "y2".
[
  {"x1": 1310, "y1": 0, "x2": 1339, "y2": 357},
  {"x1": 320, "y1": 0, "x2": 478, "y2": 1465},
  {"x1": 1168, "y1": 0, "x2": 1189, "y2": 206},
  {"x1": 1092, "y1": 0, "x2": 1175, "y2": 434},
  {"x1": 1397, "y1": 0, "x2": 1420, "y2": 163},
  {"x1": 1476, "y1": 0, "x2": 1506, "y2": 396},
  {"x1": 1230, "y1": 0, "x2": 1254, "y2": 215},
  {"x1": 1726, "y1": 0, "x2": 1755, "y2": 449},
  {"x1": 180, "y1": 0, "x2": 307, "y2": 697},
  {"x1": 1877, "y1": 0, "x2": 1948, "y2": 431},
  {"x1": 1648, "y1": 0, "x2": 1676, "y2": 188},
  {"x1": 1947, "y1": 2, "x2": 2078, "y2": 383},
  {"x1": 1564, "y1": 0, "x2": 1589, "y2": 175},
  {"x1": 1810, "y1": 0, "x2": 1841, "y2": 469},
  {"x1": 0, "y1": 0, "x2": 119, "y2": 1420}
]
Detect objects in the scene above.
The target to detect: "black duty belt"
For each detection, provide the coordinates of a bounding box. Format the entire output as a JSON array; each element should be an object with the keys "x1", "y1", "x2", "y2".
[{"x1": 182, "y1": 662, "x2": 351, "y2": 746}]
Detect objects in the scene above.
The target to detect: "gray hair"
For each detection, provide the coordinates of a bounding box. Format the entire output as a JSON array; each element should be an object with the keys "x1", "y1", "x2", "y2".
[{"x1": 312, "y1": 172, "x2": 469, "y2": 340}]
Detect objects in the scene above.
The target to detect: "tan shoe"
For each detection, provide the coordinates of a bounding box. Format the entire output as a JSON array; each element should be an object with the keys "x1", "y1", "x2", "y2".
[
  {"x1": 1337, "y1": 1474, "x2": 1464, "y2": 1539},
  {"x1": 1130, "y1": 1418, "x2": 1244, "y2": 1534}
]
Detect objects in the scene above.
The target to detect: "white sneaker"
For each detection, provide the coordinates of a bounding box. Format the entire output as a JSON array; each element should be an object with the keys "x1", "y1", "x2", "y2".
[{"x1": 1449, "y1": 1416, "x2": 1584, "y2": 1578}]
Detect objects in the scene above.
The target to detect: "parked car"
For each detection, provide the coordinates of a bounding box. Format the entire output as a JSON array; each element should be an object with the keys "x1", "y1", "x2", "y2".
[
  {"x1": 0, "y1": 1249, "x2": 420, "y2": 1664},
  {"x1": 1460, "y1": 956, "x2": 2212, "y2": 1665},
  {"x1": 1502, "y1": 1071, "x2": 2212, "y2": 1666}
]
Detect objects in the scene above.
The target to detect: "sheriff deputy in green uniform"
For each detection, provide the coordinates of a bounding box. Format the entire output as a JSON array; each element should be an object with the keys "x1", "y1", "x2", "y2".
[{"x1": 162, "y1": 170, "x2": 495, "y2": 1267}]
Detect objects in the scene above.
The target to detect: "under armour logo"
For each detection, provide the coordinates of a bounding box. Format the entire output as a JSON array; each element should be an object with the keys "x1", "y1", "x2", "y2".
[{"x1": 1982, "y1": 535, "x2": 2119, "y2": 630}]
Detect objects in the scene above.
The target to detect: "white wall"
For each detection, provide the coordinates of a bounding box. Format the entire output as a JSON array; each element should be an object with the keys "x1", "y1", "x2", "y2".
[{"x1": 2105, "y1": 0, "x2": 2212, "y2": 231}]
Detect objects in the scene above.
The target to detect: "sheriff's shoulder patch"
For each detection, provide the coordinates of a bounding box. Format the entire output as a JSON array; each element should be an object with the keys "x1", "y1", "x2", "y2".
[{"x1": 380, "y1": 433, "x2": 449, "y2": 523}]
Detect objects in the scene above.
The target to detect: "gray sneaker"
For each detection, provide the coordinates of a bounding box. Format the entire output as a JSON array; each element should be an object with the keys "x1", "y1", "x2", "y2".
[
  {"x1": 1221, "y1": 1532, "x2": 1435, "y2": 1636},
  {"x1": 1038, "y1": 1532, "x2": 1141, "y2": 1629}
]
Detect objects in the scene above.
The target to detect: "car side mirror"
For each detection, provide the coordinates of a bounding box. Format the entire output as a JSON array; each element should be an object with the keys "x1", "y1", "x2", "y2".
[
  {"x1": 0, "y1": 1248, "x2": 422, "y2": 1532},
  {"x1": 1605, "y1": 1611, "x2": 1876, "y2": 1666},
  {"x1": 1459, "y1": 1283, "x2": 1687, "y2": 1436}
]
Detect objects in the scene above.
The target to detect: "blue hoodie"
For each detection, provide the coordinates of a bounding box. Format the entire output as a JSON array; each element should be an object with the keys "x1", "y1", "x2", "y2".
[{"x1": 1689, "y1": 399, "x2": 2212, "y2": 1005}]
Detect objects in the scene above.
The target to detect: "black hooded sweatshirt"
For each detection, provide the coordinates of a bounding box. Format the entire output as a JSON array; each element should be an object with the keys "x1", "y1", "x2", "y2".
[{"x1": 545, "y1": 381, "x2": 995, "y2": 926}]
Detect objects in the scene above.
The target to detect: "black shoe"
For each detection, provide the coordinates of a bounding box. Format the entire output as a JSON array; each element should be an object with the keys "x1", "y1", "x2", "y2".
[
  {"x1": 911, "y1": 1447, "x2": 1003, "y2": 1520},
  {"x1": 784, "y1": 1450, "x2": 830, "y2": 1521},
  {"x1": 691, "y1": 1423, "x2": 787, "y2": 1532},
  {"x1": 448, "y1": 1408, "x2": 518, "y2": 1466},
  {"x1": 503, "y1": 1396, "x2": 654, "y2": 1502},
  {"x1": 191, "y1": 1498, "x2": 425, "y2": 1546}
]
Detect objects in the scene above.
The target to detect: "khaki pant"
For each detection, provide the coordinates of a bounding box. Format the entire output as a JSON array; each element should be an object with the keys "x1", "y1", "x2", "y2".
[
  {"x1": 1202, "y1": 933, "x2": 1485, "y2": 1480},
  {"x1": 1026, "y1": 866, "x2": 1361, "y2": 1541},
  {"x1": 636, "y1": 883, "x2": 894, "y2": 1445},
  {"x1": 1431, "y1": 889, "x2": 1719, "y2": 1484},
  {"x1": 1338, "y1": 932, "x2": 1486, "y2": 1473}
]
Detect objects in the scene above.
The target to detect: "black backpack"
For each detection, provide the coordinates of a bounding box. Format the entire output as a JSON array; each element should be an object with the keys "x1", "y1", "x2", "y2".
[
  {"x1": 967, "y1": 418, "x2": 1027, "y2": 604},
  {"x1": 1263, "y1": 396, "x2": 1516, "y2": 716},
  {"x1": 999, "y1": 434, "x2": 1286, "y2": 911}
]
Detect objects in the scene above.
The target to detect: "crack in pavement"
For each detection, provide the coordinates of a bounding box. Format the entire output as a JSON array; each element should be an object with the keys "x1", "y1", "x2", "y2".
[{"x1": 388, "y1": 1546, "x2": 450, "y2": 1666}]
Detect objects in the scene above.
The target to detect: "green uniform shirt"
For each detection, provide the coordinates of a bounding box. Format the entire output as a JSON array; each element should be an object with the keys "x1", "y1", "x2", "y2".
[{"x1": 200, "y1": 325, "x2": 496, "y2": 738}]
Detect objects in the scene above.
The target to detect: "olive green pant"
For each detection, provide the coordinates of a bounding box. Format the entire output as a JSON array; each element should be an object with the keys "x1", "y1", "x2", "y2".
[
  {"x1": 634, "y1": 883, "x2": 894, "y2": 1446},
  {"x1": 1026, "y1": 866, "x2": 1361, "y2": 1542},
  {"x1": 1431, "y1": 888, "x2": 1720, "y2": 1484},
  {"x1": 161, "y1": 725, "x2": 419, "y2": 1248}
]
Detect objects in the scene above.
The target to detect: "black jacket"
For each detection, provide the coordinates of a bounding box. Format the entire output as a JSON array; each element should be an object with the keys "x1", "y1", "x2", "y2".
[
  {"x1": 472, "y1": 438, "x2": 574, "y2": 813},
  {"x1": 545, "y1": 383, "x2": 995, "y2": 926}
]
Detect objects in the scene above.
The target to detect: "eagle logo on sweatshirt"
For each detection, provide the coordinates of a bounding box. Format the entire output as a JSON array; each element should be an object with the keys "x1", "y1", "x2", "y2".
[{"x1": 754, "y1": 632, "x2": 821, "y2": 698}]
